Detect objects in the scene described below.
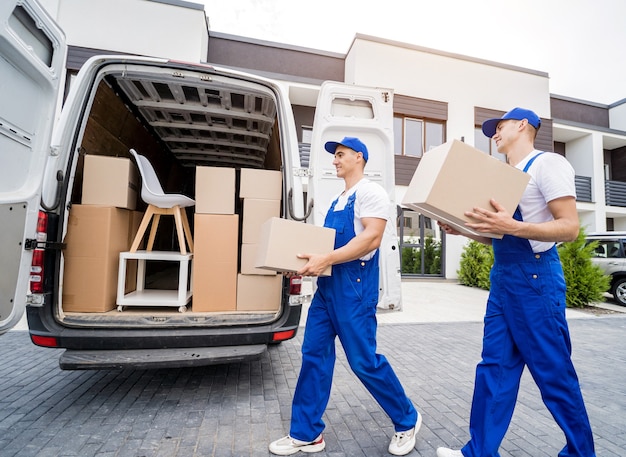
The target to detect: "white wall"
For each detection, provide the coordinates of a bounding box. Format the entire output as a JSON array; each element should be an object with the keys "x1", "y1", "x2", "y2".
[
  {"x1": 346, "y1": 38, "x2": 550, "y2": 148},
  {"x1": 39, "y1": 0, "x2": 208, "y2": 63}
]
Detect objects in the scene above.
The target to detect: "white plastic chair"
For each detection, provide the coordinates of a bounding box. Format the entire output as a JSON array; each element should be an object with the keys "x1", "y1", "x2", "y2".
[{"x1": 129, "y1": 149, "x2": 195, "y2": 254}]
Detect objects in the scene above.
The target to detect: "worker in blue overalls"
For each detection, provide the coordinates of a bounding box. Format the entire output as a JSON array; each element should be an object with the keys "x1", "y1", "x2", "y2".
[
  {"x1": 269, "y1": 137, "x2": 421, "y2": 456},
  {"x1": 436, "y1": 108, "x2": 596, "y2": 457}
]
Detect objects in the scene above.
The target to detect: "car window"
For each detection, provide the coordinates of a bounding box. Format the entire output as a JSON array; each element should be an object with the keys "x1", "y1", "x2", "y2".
[{"x1": 589, "y1": 240, "x2": 622, "y2": 258}]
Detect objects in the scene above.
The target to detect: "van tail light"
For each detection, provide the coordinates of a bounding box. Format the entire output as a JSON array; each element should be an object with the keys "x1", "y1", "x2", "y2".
[
  {"x1": 31, "y1": 334, "x2": 59, "y2": 347},
  {"x1": 272, "y1": 329, "x2": 296, "y2": 342},
  {"x1": 29, "y1": 211, "x2": 48, "y2": 294},
  {"x1": 289, "y1": 275, "x2": 302, "y2": 295}
]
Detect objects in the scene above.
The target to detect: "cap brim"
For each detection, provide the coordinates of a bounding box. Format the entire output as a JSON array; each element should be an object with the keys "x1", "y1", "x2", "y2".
[
  {"x1": 324, "y1": 141, "x2": 340, "y2": 154},
  {"x1": 481, "y1": 118, "x2": 501, "y2": 138}
]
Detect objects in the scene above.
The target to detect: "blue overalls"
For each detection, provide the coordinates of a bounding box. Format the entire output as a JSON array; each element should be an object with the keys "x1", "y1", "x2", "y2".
[
  {"x1": 289, "y1": 191, "x2": 417, "y2": 441},
  {"x1": 462, "y1": 154, "x2": 595, "y2": 457}
]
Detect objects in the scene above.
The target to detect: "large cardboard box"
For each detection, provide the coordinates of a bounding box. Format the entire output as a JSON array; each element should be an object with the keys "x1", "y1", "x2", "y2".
[
  {"x1": 192, "y1": 214, "x2": 239, "y2": 312},
  {"x1": 241, "y1": 198, "x2": 281, "y2": 244},
  {"x1": 255, "y1": 217, "x2": 336, "y2": 276},
  {"x1": 195, "y1": 166, "x2": 236, "y2": 214},
  {"x1": 239, "y1": 168, "x2": 282, "y2": 200},
  {"x1": 240, "y1": 244, "x2": 277, "y2": 275},
  {"x1": 236, "y1": 274, "x2": 282, "y2": 312},
  {"x1": 82, "y1": 155, "x2": 139, "y2": 210},
  {"x1": 62, "y1": 205, "x2": 135, "y2": 312},
  {"x1": 401, "y1": 139, "x2": 530, "y2": 239}
]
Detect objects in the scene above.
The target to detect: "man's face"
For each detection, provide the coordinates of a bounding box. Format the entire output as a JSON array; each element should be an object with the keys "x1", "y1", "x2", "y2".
[
  {"x1": 492, "y1": 119, "x2": 520, "y2": 153},
  {"x1": 332, "y1": 145, "x2": 363, "y2": 178}
]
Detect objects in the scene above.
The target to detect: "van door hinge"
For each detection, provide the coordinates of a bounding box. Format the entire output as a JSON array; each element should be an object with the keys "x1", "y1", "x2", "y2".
[
  {"x1": 24, "y1": 239, "x2": 66, "y2": 251},
  {"x1": 293, "y1": 168, "x2": 313, "y2": 178}
]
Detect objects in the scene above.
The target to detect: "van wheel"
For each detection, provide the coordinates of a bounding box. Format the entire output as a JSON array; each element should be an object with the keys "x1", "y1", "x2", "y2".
[{"x1": 611, "y1": 278, "x2": 626, "y2": 306}]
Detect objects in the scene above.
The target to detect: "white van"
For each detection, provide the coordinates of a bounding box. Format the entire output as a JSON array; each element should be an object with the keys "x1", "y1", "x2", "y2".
[{"x1": 0, "y1": 0, "x2": 401, "y2": 369}]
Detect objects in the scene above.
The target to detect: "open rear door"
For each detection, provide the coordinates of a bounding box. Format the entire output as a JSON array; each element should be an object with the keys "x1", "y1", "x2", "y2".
[
  {"x1": 309, "y1": 81, "x2": 402, "y2": 310},
  {"x1": 0, "y1": 0, "x2": 66, "y2": 334}
]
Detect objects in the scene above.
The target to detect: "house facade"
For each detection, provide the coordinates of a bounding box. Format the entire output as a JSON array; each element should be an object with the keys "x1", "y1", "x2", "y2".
[{"x1": 39, "y1": 0, "x2": 626, "y2": 279}]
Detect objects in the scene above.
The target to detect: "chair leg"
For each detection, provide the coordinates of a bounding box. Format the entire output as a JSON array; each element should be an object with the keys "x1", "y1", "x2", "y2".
[
  {"x1": 181, "y1": 208, "x2": 194, "y2": 253},
  {"x1": 147, "y1": 214, "x2": 161, "y2": 251},
  {"x1": 130, "y1": 206, "x2": 156, "y2": 253},
  {"x1": 173, "y1": 206, "x2": 187, "y2": 255}
]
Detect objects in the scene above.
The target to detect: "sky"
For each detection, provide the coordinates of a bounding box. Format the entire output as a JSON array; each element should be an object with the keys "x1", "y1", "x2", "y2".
[{"x1": 199, "y1": 0, "x2": 626, "y2": 105}]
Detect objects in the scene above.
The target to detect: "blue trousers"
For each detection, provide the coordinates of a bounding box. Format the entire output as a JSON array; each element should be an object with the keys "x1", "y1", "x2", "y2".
[
  {"x1": 289, "y1": 258, "x2": 417, "y2": 441},
  {"x1": 462, "y1": 247, "x2": 595, "y2": 457}
]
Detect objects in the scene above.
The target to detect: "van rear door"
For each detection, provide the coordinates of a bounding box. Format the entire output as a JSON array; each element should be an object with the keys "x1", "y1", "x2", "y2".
[
  {"x1": 0, "y1": 0, "x2": 66, "y2": 334},
  {"x1": 308, "y1": 82, "x2": 402, "y2": 310}
]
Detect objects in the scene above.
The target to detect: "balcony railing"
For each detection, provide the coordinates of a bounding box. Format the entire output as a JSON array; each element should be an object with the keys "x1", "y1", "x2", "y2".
[
  {"x1": 575, "y1": 175, "x2": 592, "y2": 202},
  {"x1": 605, "y1": 180, "x2": 626, "y2": 207}
]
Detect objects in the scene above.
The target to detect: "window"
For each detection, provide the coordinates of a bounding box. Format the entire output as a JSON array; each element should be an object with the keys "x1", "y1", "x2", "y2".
[
  {"x1": 394, "y1": 116, "x2": 444, "y2": 157},
  {"x1": 397, "y1": 209, "x2": 443, "y2": 276}
]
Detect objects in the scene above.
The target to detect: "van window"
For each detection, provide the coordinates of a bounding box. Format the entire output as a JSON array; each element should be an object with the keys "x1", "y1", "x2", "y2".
[{"x1": 9, "y1": 6, "x2": 54, "y2": 67}]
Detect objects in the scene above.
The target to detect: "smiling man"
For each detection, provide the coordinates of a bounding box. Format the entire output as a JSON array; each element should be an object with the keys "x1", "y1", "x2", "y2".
[
  {"x1": 436, "y1": 108, "x2": 596, "y2": 457},
  {"x1": 269, "y1": 136, "x2": 422, "y2": 456}
]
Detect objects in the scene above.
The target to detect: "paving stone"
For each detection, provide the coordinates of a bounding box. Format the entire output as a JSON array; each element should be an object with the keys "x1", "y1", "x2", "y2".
[{"x1": 1, "y1": 314, "x2": 625, "y2": 456}]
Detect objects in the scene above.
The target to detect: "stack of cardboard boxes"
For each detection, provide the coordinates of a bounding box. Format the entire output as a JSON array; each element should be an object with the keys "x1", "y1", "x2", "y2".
[
  {"x1": 192, "y1": 167, "x2": 283, "y2": 312},
  {"x1": 63, "y1": 155, "x2": 143, "y2": 312}
]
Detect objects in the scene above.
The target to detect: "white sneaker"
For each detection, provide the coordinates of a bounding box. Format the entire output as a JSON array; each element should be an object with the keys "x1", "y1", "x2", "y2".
[
  {"x1": 436, "y1": 447, "x2": 463, "y2": 457},
  {"x1": 269, "y1": 434, "x2": 325, "y2": 455},
  {"x1": 388, "y1": 412, "x2": 423, "y2": 455}
]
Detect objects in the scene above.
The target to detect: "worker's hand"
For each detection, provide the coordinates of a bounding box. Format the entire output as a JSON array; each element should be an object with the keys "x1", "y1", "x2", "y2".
[
  {"x1": 437, "y1": 221, "x2": 461, "y2": 235},
  {"x1": 296, "y1": 253, "x2": 332, "y2": 277},
  {"x1": 464, "y1": 198, "x2": 519, "y2": 236}
]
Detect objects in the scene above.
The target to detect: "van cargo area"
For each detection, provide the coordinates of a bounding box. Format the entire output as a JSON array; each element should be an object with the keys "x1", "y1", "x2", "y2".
[{"x1": 59, "y1": 61, "x2": 292, "y2": 329}]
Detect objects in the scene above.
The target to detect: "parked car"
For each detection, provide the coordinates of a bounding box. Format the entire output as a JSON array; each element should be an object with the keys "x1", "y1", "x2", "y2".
[{"x1": 586, "y1": 232, "x2": 626, "y2": 306}]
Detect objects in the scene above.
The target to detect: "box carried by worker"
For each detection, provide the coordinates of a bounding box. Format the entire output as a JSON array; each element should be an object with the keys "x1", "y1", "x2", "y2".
[
  {"x1": 255, "y1": 217, "x2": 336, "y2": 276},
  {"x1": 401, "y1": 139, "x2": 530, "y2": 239}
]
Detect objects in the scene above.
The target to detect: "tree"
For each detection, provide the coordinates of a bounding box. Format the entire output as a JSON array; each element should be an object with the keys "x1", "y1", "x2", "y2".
[{"x1": 457, "y1": 240, "x2": 493, "y2": 290}]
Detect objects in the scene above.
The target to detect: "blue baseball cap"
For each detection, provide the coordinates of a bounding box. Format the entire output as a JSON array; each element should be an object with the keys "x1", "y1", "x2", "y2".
[
  {"x1": 482, "y1": 107, "x2": 541, "y2": 138},
  {"x1": 324, "y1": 136, "x2": 369, "y2": 162}
]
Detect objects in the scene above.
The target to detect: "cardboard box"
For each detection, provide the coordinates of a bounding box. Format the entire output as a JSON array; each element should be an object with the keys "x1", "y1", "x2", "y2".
[
  {"x1": 195, "y1": 165, "x2": 236, "y2": 214},
  {"x1": 62, "y1": 205, "x2": 134, "y2": 312},
  {"x1": 240, "y1": 244, "x2": 277, "y2": 275},
  {"x1": 255, "y1": 217, "x2": 336, "y2": 276},
  {"x1": 192, "y1": 214, "x2": 239, "y2": 312},
  {"x1": 82, "y1": 155, "x2": 138, "y2": 210},
  {"x1": 239, "y1": 168, "x2": 282, "y2": 200},
  {"x1": 236, "y1": 274, "x2": 282, "y2": 312},
  {"x1": 241, "y1": 198, "x2": 281, "y2": 244},
  {"x1": 401, "y1": 139, "x2": 530, "y2": 239}
]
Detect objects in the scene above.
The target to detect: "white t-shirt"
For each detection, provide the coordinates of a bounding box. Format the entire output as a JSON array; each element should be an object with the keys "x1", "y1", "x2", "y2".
[
  {"x1": 515, "y1": 150, "x2": 576, "y2": 252},
  {"x1": 330, "y1": 178, "x2": 390, "y2": 260}
]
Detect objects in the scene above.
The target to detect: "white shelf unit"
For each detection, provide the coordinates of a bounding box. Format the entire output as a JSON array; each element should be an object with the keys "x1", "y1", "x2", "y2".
[{"x1": 117, "y1": 250, "x2": 193, "y2": 312}]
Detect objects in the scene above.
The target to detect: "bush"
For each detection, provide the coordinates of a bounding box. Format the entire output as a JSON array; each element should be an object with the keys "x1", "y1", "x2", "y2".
[
  {"x1": 457, "y1": 240, "x2": 493, "y2": 290},
  {"x1": 558, "y1": 227, "x2": 610, "y2": 308}
]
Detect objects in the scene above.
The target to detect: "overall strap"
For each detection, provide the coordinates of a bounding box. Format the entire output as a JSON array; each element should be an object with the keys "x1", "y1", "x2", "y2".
[{"x1": 523, "y1": 152, "x2": 544, "y2": 173}]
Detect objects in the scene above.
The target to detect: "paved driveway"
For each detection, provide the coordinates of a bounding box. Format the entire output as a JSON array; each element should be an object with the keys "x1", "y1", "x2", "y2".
[{"x1": 1, "y1": 282, "x2": 625, "y2": 456}]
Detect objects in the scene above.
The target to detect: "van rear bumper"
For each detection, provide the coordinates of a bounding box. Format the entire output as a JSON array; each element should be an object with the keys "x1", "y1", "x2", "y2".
[{"x1": 59, "y1": 344, "x2": 267, "y2": 370}]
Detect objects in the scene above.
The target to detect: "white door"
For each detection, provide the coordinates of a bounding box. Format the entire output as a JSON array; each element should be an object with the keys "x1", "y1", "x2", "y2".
[
  {"x1": 308, "y1": 81, "x2": 402, "y2": 310},
  {"x1": 0, "y1": 0, "x2": 66, "y2": 334}
]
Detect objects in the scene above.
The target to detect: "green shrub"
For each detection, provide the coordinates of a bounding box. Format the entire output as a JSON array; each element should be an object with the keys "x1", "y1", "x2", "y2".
[
  {"x1": 457, "y1": 240, "x2": 493, "y2": 290},
  {"x1": 558, "y1": 227, "x2": 610, "y2": 308}
]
